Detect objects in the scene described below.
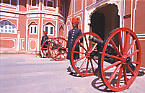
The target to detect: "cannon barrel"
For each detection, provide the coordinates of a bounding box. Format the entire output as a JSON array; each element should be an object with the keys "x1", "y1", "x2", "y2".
[{"x1": 88, "y1": 36, "x2": 114, "y2": 49}]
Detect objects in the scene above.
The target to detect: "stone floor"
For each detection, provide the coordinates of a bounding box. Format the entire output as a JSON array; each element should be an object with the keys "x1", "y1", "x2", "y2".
[{"x1": 0, "y1": 54, "x2": 145, "y2": 93}]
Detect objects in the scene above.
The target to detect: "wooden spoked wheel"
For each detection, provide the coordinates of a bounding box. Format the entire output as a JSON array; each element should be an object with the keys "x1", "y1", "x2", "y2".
[
  {"x1": 48, "y1": 37, "x2": 67, "y2": 61},
  {"x1": 99, "y1": 28, "x2": 141, "y2": 91},
  {"x1": 71, "y1": 32, "x2": 102, "y2": 76},
  {"x1": 42, "y1": 38, "x2": 52, "y2": 58}
]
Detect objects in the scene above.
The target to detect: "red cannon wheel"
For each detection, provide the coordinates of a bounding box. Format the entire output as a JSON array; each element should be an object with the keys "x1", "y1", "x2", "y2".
[
  {"x1": 71, "y1": 32, "x2": 102, "y2": 76},
  {"x1": 99, "y1": 28, "x2": 141, "y2": 91},
  {"x1": 48, "y1": 37, "x2": 67, "y2": 61},
  {"x1": 42, "y1": 38, "x2": 52, "y2": 58}
]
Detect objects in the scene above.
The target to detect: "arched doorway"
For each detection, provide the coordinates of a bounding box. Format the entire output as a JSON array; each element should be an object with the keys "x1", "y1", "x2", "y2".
[{"x1": 91, "y1": 4, "x2": 120, "y2": 40}]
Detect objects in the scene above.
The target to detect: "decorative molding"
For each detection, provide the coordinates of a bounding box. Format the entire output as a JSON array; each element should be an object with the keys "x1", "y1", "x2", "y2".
[
  {"x1": 0, "y1": 37, "x2": 17, "y2": 50},
  {"x1": 74, "y1": 0, "x2": 83, "y2": 14},
  {"x1": 0, "y1": 12, "x2": 19, "y2": 17},
  {"x1": 28, "y1": 38, "x2": 37, "y2": 51}
]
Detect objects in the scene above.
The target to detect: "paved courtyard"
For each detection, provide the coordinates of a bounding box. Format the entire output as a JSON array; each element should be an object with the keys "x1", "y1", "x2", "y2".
[{"x1": 0, "y1": 54, "x2": 145, "y2": 93}]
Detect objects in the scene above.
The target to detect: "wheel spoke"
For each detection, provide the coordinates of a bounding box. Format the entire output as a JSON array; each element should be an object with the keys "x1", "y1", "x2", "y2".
[
  {"x1": 90, "y1": 58, "x2": 95, "y2": 73},
  {"x1": 74, "y1": 56, "x2": 87, "y2": 63},
  {"x1": 43, "y1": 44, "x2": 47, "y2": 46},
  {"x1": 59, "y1": 52, "x2": 61, "y2": 59},
  {"x1": 104, "y1": 61, "x2": 121, "y2": 71},
  {"x1": 52, "y1": 45, "x2": 57, "y2": 49},
  {"x1": 123, "y1": 65, "x2": 127, "y2": 85},
  {"x1": 116, "y1": 65, "x2": 123, "y2": 87},
  {"x1": 118, "y1": 32, "x2": 124, "y2": 54},
  {"x1": 90, "y1": 40, "x2": 93, "y2": 49},
  {"x1": 73, "y1": 51, "x2": 87, "y2": 54},
  {"x1": 54, "y1": 41, "x2": 59, "y2": 47},
  {"x1": 92, "y1": 57, "x2": 98, "y2": 64},
  {"x1": 55, "y1": 52, "x2": 60, "y2": 58},
  {"x1": 85, "y1": 59, "x2": 90, "y2": 74},
  {"x1": 128, "y1": 50, "x2": 139, "y2": 57},
  {"x1": 126, "y1": 39, "x2": 136, "y2": 55},
  {"x1": 108, "y1": 64, "x2": 122, "y2": 84},
  {"x1": 78, "y1": 41, "x2": 87, "y2": 51},
  {"x1": 104, "y1": 53, "x2": 122, "y2": 60},
  {"x1": 78, "y1": 58, "x2": 87, "y2": 71},
  {"x1": 84, "y1": 35, "x2": 89, "y2": 50},
  {"x1": 91, "y1": 43, "x2": 98, "y2": 51},
  {"x1": 110, "y1": 39, "x2": 123, "y2": 57},
  {"x1": 43, "y1": 48, "x2": 47, "y2": 50},
  {"x1": 124, "y1": 32, "x2": 130, "y2": 52},
  {"x1": 53, "y1": 50, "x2": 59, "y2": 55},
  {"x1": 126, "y1": 64, "x2": 135, "y2": 76},
  {"x1": 131, "y1": 61, "x2": 139, "y2": 65},
  {"x1": 61, "y1": 53, "x2": 66, "y2": 58}
]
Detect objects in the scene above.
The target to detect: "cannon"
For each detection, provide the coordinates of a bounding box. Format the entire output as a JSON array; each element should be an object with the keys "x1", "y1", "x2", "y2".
[
  {"x1": 41, "y1": 37, "x2": 67, "y2": 61},
  {"x1": 71, "y1": 28, "x2": 142, "y2": 91}
]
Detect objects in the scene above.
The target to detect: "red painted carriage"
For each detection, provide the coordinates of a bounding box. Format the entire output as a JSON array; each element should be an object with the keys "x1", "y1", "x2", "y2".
[
  {"x1": 42, "y1": 28, "x2": 142, "y2": 91},
  {"x1": 41, "y1": 37, "x2": 67, "y2": 61}
]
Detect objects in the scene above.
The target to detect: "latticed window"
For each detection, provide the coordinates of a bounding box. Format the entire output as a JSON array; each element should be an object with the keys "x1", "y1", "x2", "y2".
[{"x1": 0, "y1": 21, "x2": 17, "y2": 34}]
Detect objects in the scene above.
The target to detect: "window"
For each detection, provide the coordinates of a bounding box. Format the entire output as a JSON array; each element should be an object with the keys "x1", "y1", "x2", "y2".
[
  {"x1": 44, "y1": 0, "x2": 54, "y2": 7},
  {"x1": 44, "y1": 25, "x2": 54, "y2": 35},
  {"x1": 0, "y1": 21, "x2": 17, "y2": 34},
  {"x1": 29, "y1": 25, "x2": 37, "y2": 34},
  {"x1": 31, "y1": 0, "x2": 37, "y2": 7}
]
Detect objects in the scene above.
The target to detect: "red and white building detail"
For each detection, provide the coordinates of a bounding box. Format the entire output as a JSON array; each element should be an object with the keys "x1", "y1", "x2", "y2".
[{"x1": 0, "y1": 0, "x2": 145, "y2": 68}]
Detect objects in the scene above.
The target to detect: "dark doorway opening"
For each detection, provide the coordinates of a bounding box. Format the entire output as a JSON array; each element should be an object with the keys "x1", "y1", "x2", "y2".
[
  {"x1": 91, "y1": 12, "x2": 105, "y2": 40},
  {"x1": 91, "y1": 4, "x2": 120, "y2": 40}
]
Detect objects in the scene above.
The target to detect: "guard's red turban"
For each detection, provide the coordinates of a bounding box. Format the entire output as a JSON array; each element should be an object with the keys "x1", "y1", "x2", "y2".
[
  {"x1": 72, "y1": 17, "x2": 79, "y2": 24},
  {"x1": 43, "y1": 31, "x2": 47, "y2": 34}
]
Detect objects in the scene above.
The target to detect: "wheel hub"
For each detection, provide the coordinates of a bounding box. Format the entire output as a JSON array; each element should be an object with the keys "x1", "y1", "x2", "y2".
[
  {"x1": 90, "y1": 51, "x2": 98, "y2": 58},
  {"x1": 126, "y1": 57, "x2": 131, "y2": 64}
]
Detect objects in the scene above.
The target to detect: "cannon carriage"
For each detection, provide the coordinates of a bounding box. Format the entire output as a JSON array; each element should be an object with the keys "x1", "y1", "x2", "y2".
[
  {"x1": 71, "y1": 28, "x2": 141, "y2": 91},
  {"x1": 41, "y1": 37, "x2": 67, "y2": 61},
  {"x1": 41, "y1": 27, "x2": 142, "y2": 91}
]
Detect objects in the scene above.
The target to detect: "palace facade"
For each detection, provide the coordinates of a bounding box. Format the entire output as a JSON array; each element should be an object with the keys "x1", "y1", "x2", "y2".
[{"x1": 0, "y1": 0, "x2": 145, "y2": 68}]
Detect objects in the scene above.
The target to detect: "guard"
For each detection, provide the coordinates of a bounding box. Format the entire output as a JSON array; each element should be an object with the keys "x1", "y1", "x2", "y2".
[
  {"x1": 66, "y1": 17, "x2": 83, "y2": 75},
  {"x1": 41, "y1": 31, "x2": 49, "y2": 58}
]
